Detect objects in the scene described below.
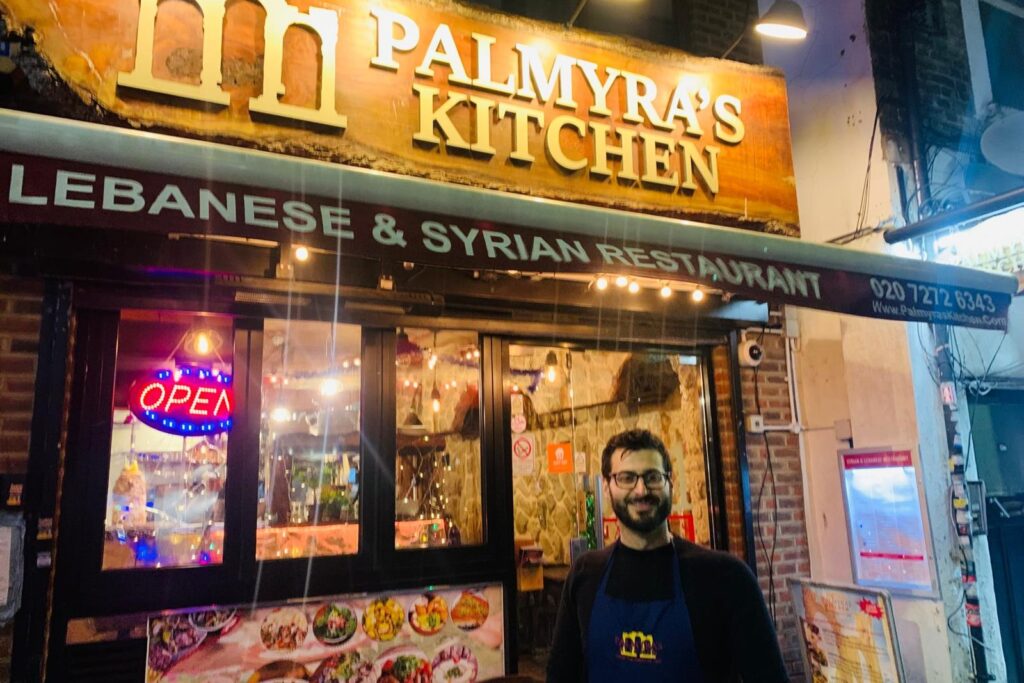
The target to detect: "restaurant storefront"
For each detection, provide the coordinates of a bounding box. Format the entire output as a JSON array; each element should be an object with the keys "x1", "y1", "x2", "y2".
[{"x1": 0, "y1": 0, "x2": 1018, "y2": 681}]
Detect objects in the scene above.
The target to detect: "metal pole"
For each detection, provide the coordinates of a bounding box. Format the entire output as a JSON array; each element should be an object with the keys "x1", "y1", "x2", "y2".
[{"x1": 567, "y1": 0, "x2": 589, "y2": 27}]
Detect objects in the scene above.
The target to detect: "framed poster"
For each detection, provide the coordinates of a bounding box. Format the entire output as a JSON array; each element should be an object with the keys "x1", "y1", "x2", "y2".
[
  {"x1": 790, "y1": 579, "x2": 906, "y2": 683},
  {"x1": 839, "y1": 448, "x2": 937, "y2": 595},
  {"x1": 146, "y1": 582, "x2": 503, "y2": 682}
]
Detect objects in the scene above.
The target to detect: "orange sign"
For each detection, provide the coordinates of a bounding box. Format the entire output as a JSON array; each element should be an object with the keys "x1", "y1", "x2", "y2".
[
  {"x1": 0, "y1": 0, "x2": 798, "y2": 234},
  {"x1": 547, "y1": 441, "x2": 574, "y2": 474}
]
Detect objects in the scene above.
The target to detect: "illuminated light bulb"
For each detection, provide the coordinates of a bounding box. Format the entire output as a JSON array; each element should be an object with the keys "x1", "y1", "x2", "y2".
[
  {"x1": 428, "y1": 353, "x2": 438, "y2": 370},
  {"x1": 660, "y1": 284, "x2": 673, "y2": 298},
  {"x1": 465, "y1": 352, "x2": 473, "y2": 361},
  {"x1": 354, "y1": 358, "x2": 361, "y2": 367},
  {"x1": 595, "y1": 276, "x2": 609, "y2": 291},
  {"x1": 342, "y1": 360, "x2": 350, "y2": 369},
  {"x1": 294, "y1": 245, "x2": 310, "y2": 262},
  {"x1": 195, "y1": 332, "x2": 212, "y2": 355},
  {"x1": 615, "y1": 275, "x2": 629, "y2": 288},
  {"x1": 627, "y1": 280, "x2": 641, "y2": 294},
  {"x1": 320, "y1": 378, "x2": 340, "y2": 396},
  {"x1": 271, "y1": 406, "x2": 290, "y2": 423},
  {"x1": 404, "y1": 379, "x2": 411, "y2": 388},
  {"x1": 512, "y1": 383, "x2": 520, "y2": 393},
  {"x1": 691, "y1": 288, "x2": 705, "y2": 303},
  {"x1": 547, "y1": 366, "x2": 557, "y2": 382},
  {"x1": 473, "y1": 349, "x2": 480, "y2": 358}
]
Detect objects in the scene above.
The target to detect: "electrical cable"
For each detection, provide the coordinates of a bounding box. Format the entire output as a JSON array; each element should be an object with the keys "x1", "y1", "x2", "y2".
[{"x1": 750, "y1": 327, "x2": 779, "y2": 628}]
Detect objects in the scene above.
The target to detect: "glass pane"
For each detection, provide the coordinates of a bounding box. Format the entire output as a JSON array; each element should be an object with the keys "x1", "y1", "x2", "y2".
[
  {"x1": 257, "y1": 320, "x2": 362, "y2": 560},
  {"x1": 104, "y1": 310, "x2": 233, "y2": 570},
  {"x1": 509, "y1": 346, "x2": 712, "y2": 567},
  {"x1": 395, "y1": 329, "x2": 483, "y2": 549}
]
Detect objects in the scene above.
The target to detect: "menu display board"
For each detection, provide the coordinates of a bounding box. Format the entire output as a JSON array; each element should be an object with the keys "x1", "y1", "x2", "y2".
[
  {"x1": 146, "y1": 583, "x2": 503, "y2": 682},
  {"x1": 839, "y1": 448, "x2": 935, "y2": 594},
  {"x1": 790, "y1": 579, "x2": 906, "y2": 683}
]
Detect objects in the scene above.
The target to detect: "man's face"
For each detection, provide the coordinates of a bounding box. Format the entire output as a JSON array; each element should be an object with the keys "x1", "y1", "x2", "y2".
[{"x1": 607, "y1": 447, "x2": 672, "y2": 533}]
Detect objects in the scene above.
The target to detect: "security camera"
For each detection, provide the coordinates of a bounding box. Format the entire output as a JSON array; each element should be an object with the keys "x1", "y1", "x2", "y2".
[{"x1": 738, "y1": 339, "x2": 764, "y2": 368}]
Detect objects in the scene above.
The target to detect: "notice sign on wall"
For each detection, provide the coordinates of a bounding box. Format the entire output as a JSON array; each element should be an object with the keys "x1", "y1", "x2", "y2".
[{"x1": 839, "y1": 449, "x2": 935, "y2": 594}]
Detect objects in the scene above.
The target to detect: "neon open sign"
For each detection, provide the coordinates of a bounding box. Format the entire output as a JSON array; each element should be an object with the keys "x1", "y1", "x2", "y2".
[{"x1": 128, "y1": 367, "x2": 234, "y2": 436}]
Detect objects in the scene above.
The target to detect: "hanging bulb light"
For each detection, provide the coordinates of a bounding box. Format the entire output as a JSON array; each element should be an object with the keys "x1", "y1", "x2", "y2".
[
  {"x1": 431, "y1": 384, "x2": 441, "y2": 413},
  {"x1": 195, "y1": 332, "x2": 212, "y2": 355},
  {"x1": 660, "y1": 283, "x2": 673, "y2": 298},
  {"x1": 545, "y1": 350, "x2": 559, "y2": 383},
  {"x1": 615, "y1": 275, "x2": 629, "y2": 288},
  {"x1": 294, "y1": 245, "x2": 310, "y2": 262},
  {"x1": 691, "y1": 288, "x2": 705, "y2": 303},
  {"x1": 270, "y1": 406, "x2": 291, "y2": 423},
  {"x1": 595, "y1": 276, "x2": 609, "y2": 291},
  {"x1": 428, "y1": 352, "x2": 438, "y2": 370},
  {"x1": 627, "y1": 280, "x2": 641, "y2": 294}
]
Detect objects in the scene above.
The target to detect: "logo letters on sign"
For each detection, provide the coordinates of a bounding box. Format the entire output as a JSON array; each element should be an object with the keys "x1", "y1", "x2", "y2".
[{"x1": 118, "y1": 0, "x2": 347, "y2": 129}]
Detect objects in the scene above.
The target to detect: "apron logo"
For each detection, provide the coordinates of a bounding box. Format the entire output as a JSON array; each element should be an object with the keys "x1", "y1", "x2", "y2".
[{"x1": 617, "y1": 630, "x2": 659, "y2": 662}]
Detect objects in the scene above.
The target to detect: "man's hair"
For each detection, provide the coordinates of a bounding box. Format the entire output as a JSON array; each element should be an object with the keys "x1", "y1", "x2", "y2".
[{"x1": 601, "y1": 429, "x2": 672, "y2": 479}]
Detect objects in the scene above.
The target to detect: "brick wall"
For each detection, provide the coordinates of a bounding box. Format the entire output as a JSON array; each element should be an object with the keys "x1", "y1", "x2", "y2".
[
  {"x1": 867, "y1": 0, "x2": 974, "y2": 151},
  {"x1": 738, "y1": 332, "x2": 810, "y2": 681},
  {"x1": 0, "y1": 276, "x2": 43, "y2": 683},
  {"x1": 677, "y1": 0, "x2": 763, "y2": 64}
]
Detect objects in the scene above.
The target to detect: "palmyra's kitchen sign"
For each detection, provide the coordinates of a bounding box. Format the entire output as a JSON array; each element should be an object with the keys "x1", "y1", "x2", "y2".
[{"x1": 0, "y1": 0, "x2": 798, "y2": 233}]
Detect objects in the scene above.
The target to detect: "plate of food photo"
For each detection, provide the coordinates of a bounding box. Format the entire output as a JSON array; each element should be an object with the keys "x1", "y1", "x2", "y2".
[
  {"x1": 260, "y1": 607, "x2": 310, "y2": 651},
  {"x1": 309, "y1": 651, "x2": 365, "y2": 683},
  {"x1": 246, "y1": 659, "x2": 309, "y2": 683},
  {"x1": 188, "y1": 607, "x2": 238, "y2": 634},
  {"x1": 312, "y1": 603, "x2": 358, "y2": 646},
  {"x1": 431, "y1": 641, "x2": 478, "y2": 683},
  {"x1": 361, "y1": 597, "x2": 405, "y2": 642},
  {"x1": 371, "y1": 646, "x2": 432, "y2": 683},
  {"x1": 408, "y1": 593, "x2": 448, "y2": 637},
  {"x1": 449, "y1": 592, "x2": 488, "y2": 632},
  {"x1": 148, "y1": 614, "x2": 206, "y2": 674}
]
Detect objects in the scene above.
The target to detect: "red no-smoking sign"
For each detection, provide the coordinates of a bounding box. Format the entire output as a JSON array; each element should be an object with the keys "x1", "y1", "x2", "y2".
[{"x1": 513, "y1": 436, "x2": 533, "y2": 459}]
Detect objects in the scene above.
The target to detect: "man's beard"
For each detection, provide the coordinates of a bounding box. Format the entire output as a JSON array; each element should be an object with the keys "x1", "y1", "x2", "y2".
[{"x1": 612, "y1": 492, "x2": 671, "y2": 533}]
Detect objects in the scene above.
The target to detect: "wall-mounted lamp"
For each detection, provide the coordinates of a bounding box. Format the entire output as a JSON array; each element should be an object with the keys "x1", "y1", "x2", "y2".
[
  {"x1": 544, "y1": 350, "x2": 559, "y2": 383},
  {"x1": 721, "y1": 0, "x2": 808, "y2": 59}
]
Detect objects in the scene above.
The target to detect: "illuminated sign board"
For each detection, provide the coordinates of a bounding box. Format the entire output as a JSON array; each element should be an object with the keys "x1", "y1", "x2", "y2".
[
  {"x1": 128, "y1": 367, "x2": 234, "y2": 436},
  {"x1": 0, "y1": 0, "x2": 799, "y2": 233}
]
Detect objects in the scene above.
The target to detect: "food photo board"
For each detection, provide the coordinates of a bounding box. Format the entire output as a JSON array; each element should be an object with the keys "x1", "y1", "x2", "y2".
[{"x1": 146, "y1": 583, "x2": 502, "y2": 682}]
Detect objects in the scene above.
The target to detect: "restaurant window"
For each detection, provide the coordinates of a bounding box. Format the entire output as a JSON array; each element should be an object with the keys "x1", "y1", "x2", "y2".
[
  {"x1": 509, "y1": 346, "x2": 712, "y2": 566},
  {"x1": 980, "y1": 1, "x2": 1024, "y2": 111},
  {"x1": 257, "y1": 320, "x2": 362, "y2": 560},
  {"x1": 103, "y1": 310, "x2": 234, "y2": 570},
  {"x1": 395, "y1": 328, "x2": 483, "y2": 549}
]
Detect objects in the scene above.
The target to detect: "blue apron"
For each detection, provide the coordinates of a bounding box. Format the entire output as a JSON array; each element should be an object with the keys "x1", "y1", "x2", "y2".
[{"x1": 585, "y1": 544, "x2": 705, "y2": 682}]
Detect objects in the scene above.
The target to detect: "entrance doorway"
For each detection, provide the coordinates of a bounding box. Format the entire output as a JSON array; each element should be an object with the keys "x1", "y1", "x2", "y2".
[{"x1": 507, "y1": 343, "x2": 719, "y2": 677}]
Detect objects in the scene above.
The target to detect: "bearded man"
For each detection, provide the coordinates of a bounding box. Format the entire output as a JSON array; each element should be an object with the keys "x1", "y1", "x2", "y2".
[{"x1": 547, "y1": 429, "x2": 787, "y2": 682}]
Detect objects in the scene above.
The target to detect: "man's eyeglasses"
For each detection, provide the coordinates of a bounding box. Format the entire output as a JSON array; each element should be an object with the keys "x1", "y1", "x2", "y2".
[{"x1": 609, "y1": 470, "x2": 669, "y2": 490}]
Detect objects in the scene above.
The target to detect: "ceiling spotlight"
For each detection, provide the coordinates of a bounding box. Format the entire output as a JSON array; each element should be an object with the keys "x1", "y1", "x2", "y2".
[
  {"x1": 595, "y1": 276, "x2": 609, "y2": 291},
  {"x1": 660, "y1": 284, "x2": 673, "y2": 298},
  {"x1": 691, "y1": 288, "x2": 706, "y2": 303},
  {"x1": 270, "y1": 406, "x2": 291, "y2": 423},
  {"x1": 615, "y1": 275, "x2": 629, "y2": 288},
  {"x1": 627, "y1": 280, "x2": 641, "y2": 294},
  {"x1": 294, "y1": 245, "x2": 310, "y2": 262}
]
